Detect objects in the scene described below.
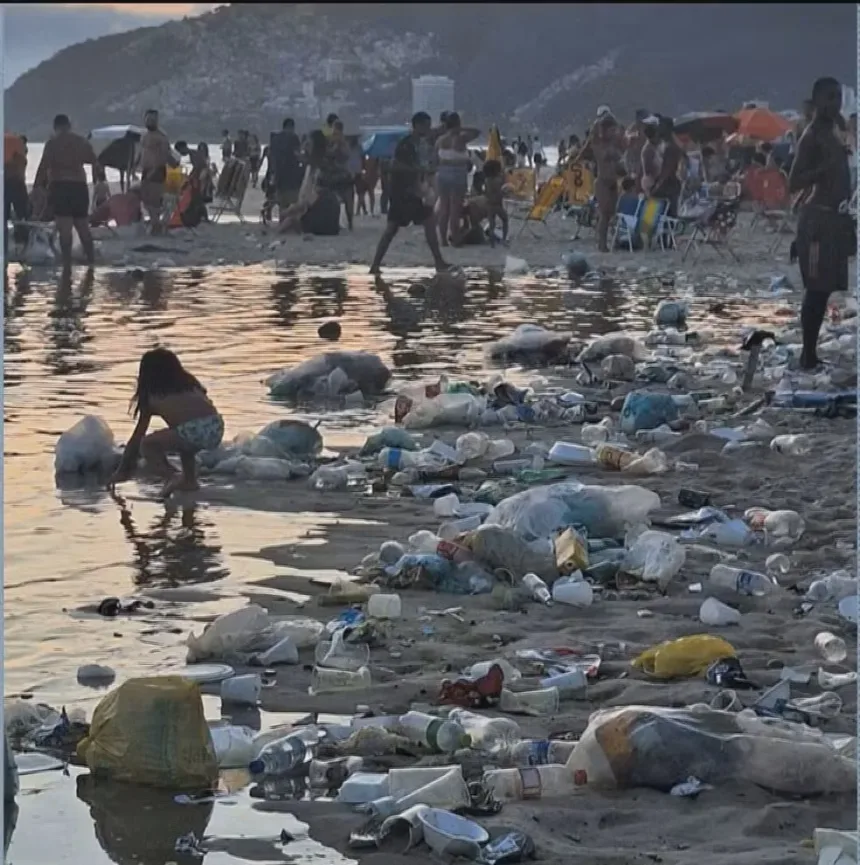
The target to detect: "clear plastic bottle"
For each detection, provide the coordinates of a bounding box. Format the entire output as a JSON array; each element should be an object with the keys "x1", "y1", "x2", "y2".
[
  {"x1": 378, "y1": 447, "x2": 446, "y2": 471},
  {"x1": 439, "y1": 515, "x2": 483, "y2": 541},
  {"x1": 708, "y1": 564, "x2": 779, "y2": 597},
  {"x1": 483, "y1": 765, "x2": 579, "y2": 800},
  {"x1": 770, "y1": 434, "x2": 812, "y2": 456},
  {"x1": 398, "y1": 711, "x2": 471, "y2": 753},
  {"x1": 408, "y1": 530, "x2": 473, "y2": 563},
  {"x1": 447, "y1": 709, "x2": 521, "y2": 754},
  {"x1": 249, "y1": 733, "x2": 313, "y2": 776},
  {"x1": 635, "y1": 425, "x2": 681, "y2": 446},
  {"x1": 814, "y1": 631, "x2": 848, "y2": 664},
  {"x1": 522, "y1": 573, "x2": 553, "y2": 606},
  {"x1": 501, "y1": 739, "x2": 578, "y2": 767},
  {"x1": 595, "y1": 442, "x2": 635, "y2": 470},
  {"x1": 806, "y1": 572, "x2": 857, "y2": 602}
]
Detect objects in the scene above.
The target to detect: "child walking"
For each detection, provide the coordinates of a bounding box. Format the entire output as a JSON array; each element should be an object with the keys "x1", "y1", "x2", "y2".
[{"x1": 110, "y1": 348, "x2": 224, "y2": 498}]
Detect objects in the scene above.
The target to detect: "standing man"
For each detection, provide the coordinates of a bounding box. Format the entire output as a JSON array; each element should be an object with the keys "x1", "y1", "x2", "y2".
[
  {"x1": 33, "y1": 114, "x2": 97, "y2": 269},
  {"x1": 789, "y1": 77, "x2": 854, "y2": 370},
  {"x1": 270, "y1": 117, "x2": 304, "y2": 220},
  {"x1": 139, "y1": 109, "x2": 178, "y2": 235},
  {"x1": 221, "y1": 130, "x2": 233, "y2": 162},
  {"x1": 323, "y1": 113, "x2": 339, "y2": 138}
]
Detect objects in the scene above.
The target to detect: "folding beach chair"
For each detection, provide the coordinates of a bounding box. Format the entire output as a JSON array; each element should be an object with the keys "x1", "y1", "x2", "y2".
[
  {"x1": 748, "y1": 168, "x2": 790, "y2": 233},
  {"x1": 610, "y1": 196, "x2": 644, "y2": 252},
  {"x1": 514, "y1": 174, "x2": 566, "y2": 239},
  {"x1": 682, "y1": 197, "x2": 741, "y2": 263},
  {"x1": 210, "y1": 158, "x2": 251, "y2": 223}
]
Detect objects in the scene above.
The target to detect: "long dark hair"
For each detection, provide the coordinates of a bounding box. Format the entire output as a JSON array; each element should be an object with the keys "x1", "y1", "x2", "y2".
[{"x1": 131, "y1": 347, "x2": 204, "y2": 417}]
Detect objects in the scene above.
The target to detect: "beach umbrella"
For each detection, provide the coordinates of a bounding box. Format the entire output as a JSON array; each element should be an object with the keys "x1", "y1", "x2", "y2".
[
  {"x1": 486, "y1": 125, "x2": 503, "y2": 163},
  {"x1": 88, "y1": 125, "x2": 145, "y2": 172},
  {"x1": 673, "y1": 112, "x2": 739, "y2": 142},
  {"x1": 361, "y1": 129, "x2": 409, "y2": 160},
  {"x1": 734, "y1": 108, "x2": 793, "y2": 142}
]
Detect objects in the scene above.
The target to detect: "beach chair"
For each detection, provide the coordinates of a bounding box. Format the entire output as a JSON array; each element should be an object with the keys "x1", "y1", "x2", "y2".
[
  {"x1": 748, "y1": 169, "x2": 790, "y2": 233},
  {"x1": 565, "y1": 195, "x2": 596, "y2": 240},
  {"x1": 211, "y1": 158, "x2": 251, "y2": 223},
  {"x1": 610, "y1": 196, "x2": 644, "y2": 252},
  {"x1": 514, "y1": 174, "x2": 566, "y2": 239},
  {"x1": 682, "y1": 197, "x2": 741, "y2": 263}
]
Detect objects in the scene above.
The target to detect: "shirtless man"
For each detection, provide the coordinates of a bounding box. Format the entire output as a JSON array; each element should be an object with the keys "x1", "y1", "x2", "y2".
[
  {"x1": 625, "y1": 109, "x2": 649, "y2": 189},
  {"x1": 139, "y1": 109, "x2": 178, "y2": 235},
  {"x1": 651, "y1": 117, "x2": 683, "y2": 217},
  {"x1": 788, "y1": 77, "x2": 853, "y2": 370},
  {"x1": 34, "y1": 114, "x2": 98, "y2": 269},
  {"x1": 591, "y1": 111, "x2": 624, "y2": 252}
]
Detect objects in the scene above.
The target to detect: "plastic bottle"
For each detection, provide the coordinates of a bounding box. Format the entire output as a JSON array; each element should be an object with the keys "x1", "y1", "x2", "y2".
[
  {"x1": 310, "y1": 463, "x2": 365, "y2": 492},
  {"x1": 595, "y1": 443, "x2": 635, "y2": 470},
  {"x1": 522, "y1": 573, "x2": 553, "y2": 606},
  {"x1": 625, "y1": 448, "x2": 669, "y2": 475},
  {"x1": 815, "y1": 631, "x2": 848, "y2": 664},
  {"x1": 547, "y1": 442, "x2": 597, "y2": 466},
  {"x1": 792, "y1": 691, "x2": 843, "y2": 719},
  {"x1": 209, "y1": 724, "x2": 259, "y2": 768},
  {"x1": 367, "y1": 593, "x2": 402, "y2": 620},
  {"x1": 581, "y1": 418, "x2": 613, "y2": 446},
  {"x1": 483, "y1": 765, "x2": 579, "y2": 800},
  {"x1": 501, "y1": 739, "x2": 578, "y2": 767},
  {"x1": 635, "y1": 425, "x2": 681, "y2": 446},
  {"x1": 250, "y1": 636, "x2": 299, "y2": 666},
  {"x1": 499, "y1": 687, "x2": 560, "y2": 716},
  {"x1": 455, "y1": 432, "x2": 490, "y2": 461},
  {"x1": 806, "y1": 572, "x2": 857, "y2": 602},
  {"x1": 398, "y1": 711, "x2": 471, "y2": 753},
  {"x1": 315, "y1": 631, "x2": 371, "y2": 671},
  {"x1": 770, "y1": 434, "x2": 812, "y2": 456},
  {"x1": 551, "y1": 574, "x2": 593, "y2": 607},
  {"x1": 765, "y1": 553, "x2": 790, "y2": 575},
  {"x1": 249, "y1": 734, "x2": 313, "y2": 776},
  {"x1": 448, "y1": 708, "x2": 521, "y2": 753},
  {"x1": 539, "y1": 668, "x2": 587, "y2": 696},
  {"x1": 493, "y1": 458, "x2": 534, "y2": 475},
  {"x1": 378, "y1": 447, "x2": 446, "y2": 471},
  {"x1": 309, "y1": 665, "x2": 372, "y2": 694},
  {"x1": 708, "y1": 564, "x2": 778, "y2": 597}
]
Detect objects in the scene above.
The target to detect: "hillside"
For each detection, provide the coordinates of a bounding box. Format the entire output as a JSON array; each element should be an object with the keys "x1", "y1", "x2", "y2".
[{"x1": 5, "y1": 3, "x2": 854, "y2": 140}]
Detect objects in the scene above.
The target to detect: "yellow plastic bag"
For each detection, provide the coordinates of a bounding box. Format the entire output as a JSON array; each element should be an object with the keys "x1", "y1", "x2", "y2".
[
  {"x1": 631, "y1": 634, "x2": 735, "y2": 680},
  {"x1": 77, "y1": 676, "x2": 217, "y2": 789}
]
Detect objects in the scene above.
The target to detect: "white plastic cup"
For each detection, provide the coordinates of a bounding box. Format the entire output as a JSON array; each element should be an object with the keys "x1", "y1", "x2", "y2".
[
  {"x1": 699, "y1": 597, "x2": 741, "y2": 626},
  {"x1": 314, "y1": 637, "x2": 371, "y2": 671},
  {"x1": 551, "y1": 575, "x2": 594, "y2": 607},
  {"x1": 367, "y1": 593, "x2": 402, "y2": 620},
  {"x1": 815, "y1": 631, "x2": 848, "y2": 664},
  {"x1": 220, "y1": 673, "x2": 262, "y2": 706}
]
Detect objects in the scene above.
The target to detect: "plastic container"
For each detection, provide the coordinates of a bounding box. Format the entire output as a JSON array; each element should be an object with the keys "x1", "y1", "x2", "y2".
[
  {"x1": 635, "y1": 425, "x2": 681, "y2": 446},
  {"x1": 249, "y1": 734, "x2": 312, "y2": 776},
  {"x1": 493, "y1": 458, "x2": 533, "y2": 475},
  {"x1": 309, "y1": 665, "x2": 371, "y2": 694},
  {"x1": 337, "y1": 771, "x2": 390, "y2": 803},
  {"x1": 770, "y1": 434, "x2": 812, "y2": 456},
  {"x1": 250, "y1": 636, "x2": 299, "y2": 666},
  {"x1": 547, "y1": 442, "x2": 596, "y2": 466},
  {"x1": 367, "y1": 593, "x2": 402, "y2": 620},
  {"x1": 483, "y1": 765, "x2": 579, "y2": 800},
  {"x1": 381, "y1": 767, "x2": 471, "y2": 814},
  {"x1": 464, "y1": 658, "x2": 522, "y2": 683},
  {"x1": 434, "y1": 493, "x2": 462, "y2": 518},
  {"x1": 551, "y1": 574, "x2": 594, "y2": 607},
  {"x1": 522, "y1": 573, "x2": 553, "y2": 606},
  {"x1": 699, "y1": 597, "x2": 741, "y2": 626},
  {"x1": 815, "y1": 631, "x2": 848, "y2": 664},
  {"x1": 500, "y1": 687, "x2": 559, "y2": 716},
  {"x1": 486, "y1": 438, "x2": 516, "y2": 460},
  {"x1": 448, "y1": 708, "x2": 521, "y2": 753},
  {"x1": 220, "y1": 674, "x2": 262, "y2": 706},
  {"x1": 314, "y1": 633, "x2": 371, "y2": 671},
  {"x1": 388, "y1": 765, "x2": 465, "y2": 799},
  {"x1": 502, "y1": 739, "x2": 578, "y2": 767},
  {"x1": 709, "y1": 564, "x2": 778, "y2": 597},
  {"x1": 595, "y1": 443, "x2": 635, "y2": 470},
  {"x1": 398, "y1": 711, "x2": 471, "y2": 753}
]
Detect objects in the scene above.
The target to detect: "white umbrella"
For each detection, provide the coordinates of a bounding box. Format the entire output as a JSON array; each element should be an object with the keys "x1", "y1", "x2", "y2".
[{"x1": 87, "y1": 125, "x2": 146, "y2": 172}]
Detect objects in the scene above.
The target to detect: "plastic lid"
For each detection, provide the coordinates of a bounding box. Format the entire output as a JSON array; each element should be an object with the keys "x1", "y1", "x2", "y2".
[{"x1": 248, "y1": 759, "x2": 264, "y2": 775}]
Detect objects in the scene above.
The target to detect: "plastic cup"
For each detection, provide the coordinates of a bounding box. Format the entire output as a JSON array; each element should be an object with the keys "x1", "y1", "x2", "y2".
[
  {"x1": 499, "y1": 687, "x2": 559, "y2": 716},
  {"x1": 314, "y1": 637, "x2": 371, "y2": 671},
  {"x1": 367, "y1": 593, "x2": 402, "y2": 620},
  {"x1": 551, "y1": 575, "x2": 594, "y2": 607},
  {"x1": 699, "y1": 597, "x2": 741, "y2": 626},
  {"x1": 815, "y1": 631, "x2": 848, "y2": 664},
  {"x1": 220, "y1": 673, "x2": 262, "y2": 706}
]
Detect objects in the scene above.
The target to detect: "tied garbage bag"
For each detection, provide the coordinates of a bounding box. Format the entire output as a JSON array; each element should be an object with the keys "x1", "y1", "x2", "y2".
[
  {"x1": 76, "y1": 677, "x2": 217, "y2": 790},
  {"x1": 619, "y1": 392, "x2": 679, "y2": 434},
  {"x1": 254, "y1": 419, "x2": 323, "y2": 459},
  {"x1": 654, "y1": 299, "x2": 689, "y2": 326},
  {"x1": 487, "y1": 324, "x2": 571, "y2": 365},
  {"x1": 54, "y1": 415, "x2": 118, "y2": 474},
  {"x1": 566, "y1": 704, "x2": 856, "y2": 795},
  {"x1": 483, "y1": 482, "x2": 660, "y2": 541},
  {"x1": 632, "y1": 634, "x2": 735, "y2": 680},
  {"x1": 577, "y1": 331, "x2": 649, "y2": 363},
  {"x1": 266, "y1": 351, "x2": 391, "y2": 399}
]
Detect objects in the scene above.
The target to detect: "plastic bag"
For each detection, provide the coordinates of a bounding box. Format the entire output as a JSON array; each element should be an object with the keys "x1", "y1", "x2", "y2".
[
  {"x1": 466, "y1": 524, "x2": 556, "y2": 580},
  {"x1": 266, "y1": 351, "x2": 391, "y2": 399},
  {"x1": 360, "y1": 427, "x2": 419, "y2": 456},
  {"x1": 577, "y1": 332, "x2": 649, "y2": 363},
  {"x1": 487, "y1": 324, "x2": 571, "y2": 364},
  {"x1": 483, "y1": 482, "x2": 660, "y2": 541},
  {"x1": 622, "y1": 529, "x2": 686, "y2": 588},
  {"x1": 234, "y1": 455, "x2": 297, "y2": 480},
  {"x1": 254, "y1": 419, "x2": 323, "y2": 459},
  {"x1": 619, "y1": 391, "x2": 679, "y2": 434},
  {"x1": 54, "y1": 415, "x2": 117, "y2": 474},
  {"x1": 654, "y1": 300, "x2": 689, "y2": 326},
  {"x1": 402, "y1": 392, "x2": 487, "y2": 430},
  {"x1": 567, "y1": 704, "x2": 856, "y2": 795},
  {"x1": 77, "y1": 677, "x2": 217, "y2": 790},
  {"x1": 186, "y1": 604, "x2": 323, "y2": 663},
  {"x1": 631, "y1": 634, "x2": 735, "y2": 680}
]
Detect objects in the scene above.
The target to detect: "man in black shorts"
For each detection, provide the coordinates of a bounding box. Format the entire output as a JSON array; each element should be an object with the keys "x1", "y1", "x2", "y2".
[
  {"x1": 788, "y1": 76, "x2": 854, "y2": 370},
  {"x1": 33, "y1": 114, "x2": 98, "y2": 269},
  {"x1": 369, "y1": 134, "x2": 448, "y2": 274}
]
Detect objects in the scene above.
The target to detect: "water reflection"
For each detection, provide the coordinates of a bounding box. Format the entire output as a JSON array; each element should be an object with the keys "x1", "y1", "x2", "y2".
[
  {"x1": 113, "y1": 493, "x2": 231, "y2": 587},
  {"x1": 45, "y1": 267, "x2": 95, "y2": 376}
]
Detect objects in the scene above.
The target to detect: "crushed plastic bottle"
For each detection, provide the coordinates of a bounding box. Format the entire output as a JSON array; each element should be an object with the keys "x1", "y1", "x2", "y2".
[
  {"x1": 709, "y1": 564, "x2": 779, "y2": 597},
  {"x1": 815, "y1": 631, "x2": 848, "y2": 664},
  {"x1": 770, "y1": 434, "x2": 812, "y2": 456},
  {"x1": 806, "y1": 572, "x2": 857, "y2": 602},
  {"x1": 455, "y1": 432, "x2": 490, "y2": 461},
  {"x1": 763, "y1": 510, "x2": 805, "y2": 542}
]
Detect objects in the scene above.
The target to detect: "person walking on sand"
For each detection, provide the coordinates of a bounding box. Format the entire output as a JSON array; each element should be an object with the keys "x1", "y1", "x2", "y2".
[
  {"x1": 139, "y1": 109, "x2": 178, "y2": 235},
  {"x1": 789, "y1": 76, "x2": 854, "y2": 371},
  {"x1": 33, "y1": 113, "x2": 98, "y2": 269},
  {"x1": 591, "y1": 109, "x2": 624, "y2": 252},
  {"x1": 368, "y1": 135, "x2": 448, "y2": 275}
]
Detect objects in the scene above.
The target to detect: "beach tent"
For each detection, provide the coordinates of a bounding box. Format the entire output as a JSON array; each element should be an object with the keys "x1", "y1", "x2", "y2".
[
  {"x1": 88, "y1": 125, "x2": 145, "y2": 172},
  {"x1": 361, "y1": 127, "x2": 409, "y2": 160}
]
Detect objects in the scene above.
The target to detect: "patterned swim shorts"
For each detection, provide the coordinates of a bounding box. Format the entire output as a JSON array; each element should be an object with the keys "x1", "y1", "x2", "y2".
[{"x1": 175, "y1": 414, "x2": 225, "y2": 452}]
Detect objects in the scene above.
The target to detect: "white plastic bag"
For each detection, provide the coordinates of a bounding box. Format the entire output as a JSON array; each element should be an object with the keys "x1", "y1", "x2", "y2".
[
  {"x1": 402, "y1": 392, "x2": 487, "y2": 430},
  {"x1": 578, "y1": 332, "x2": 649, "y2": 363},
  {"x1": 234, "y1": 456, "x2": 296, "y2": 480},
  {"x1": 487, "y1": 324, "x2": 571, "y2": 362},
  {"x1": 622, "y1": 529, "x2": 685, "y2": 588},
  {"x1": 54, "y1": 415, "x2": 116, "y2": 474}
]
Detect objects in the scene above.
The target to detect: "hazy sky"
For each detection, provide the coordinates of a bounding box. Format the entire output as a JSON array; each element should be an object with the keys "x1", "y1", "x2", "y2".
[{"x1": 4, "y1": 3, "x2": 224, "y2": 83}]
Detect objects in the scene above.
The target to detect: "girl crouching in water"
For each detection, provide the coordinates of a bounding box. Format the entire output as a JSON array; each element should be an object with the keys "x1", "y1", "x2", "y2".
[{"x1": 110, "y1": 348, "x2": 224, "y2": 497}]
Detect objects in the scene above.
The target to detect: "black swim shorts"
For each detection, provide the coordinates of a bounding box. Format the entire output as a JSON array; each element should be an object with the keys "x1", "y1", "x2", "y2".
[{"x1": 49, "y1": 181, "x2": 89, "y2": 220}]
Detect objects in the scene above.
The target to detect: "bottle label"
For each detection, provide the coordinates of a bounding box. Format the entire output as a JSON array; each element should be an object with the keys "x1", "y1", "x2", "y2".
[
  {"x1": 436, "y1": 540, "x2": 462, "y2": 561},
  {"x1": 735, "y1": 571, "x2": 757, "y2": 594},
  {"x1": 527, "y1": 740, "x2": 550, "y2": 766},
  {"x1": 518, "y1": 767, "x2": 543, "y2": 799},
  {"x1": 425, "y1": 718, "x2": 442, "y2": 751},
  {"x1": 386, "y1": 448, "x2": 401, "y2": 469}
]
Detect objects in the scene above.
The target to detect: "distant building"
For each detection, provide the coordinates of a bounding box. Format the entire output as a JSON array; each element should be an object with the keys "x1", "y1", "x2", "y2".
[{"x1": 412, "y1": 75, "x2": 455, "y2": 119}]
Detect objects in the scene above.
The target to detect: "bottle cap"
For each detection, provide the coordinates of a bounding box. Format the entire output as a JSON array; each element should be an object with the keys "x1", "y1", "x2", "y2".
[{"x1": 248, "y1": 759, "x2": 265, "y2": 775}]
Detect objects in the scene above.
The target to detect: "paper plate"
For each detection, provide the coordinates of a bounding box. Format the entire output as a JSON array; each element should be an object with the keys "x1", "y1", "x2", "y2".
[
  {"x1": 838, "y1": 595, "x2": 858, "y2": 626},
  {"x1": 15, "y1": 752, "x2": 64, "y2": 776},
  {"x1": 177, "y1": 664, "x2": 235, "y2": 684}
]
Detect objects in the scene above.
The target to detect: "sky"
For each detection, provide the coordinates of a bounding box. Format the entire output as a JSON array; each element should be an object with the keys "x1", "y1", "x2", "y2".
[{"x1": 4, "y1": 3, "x2": 224, "y2": 84}]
